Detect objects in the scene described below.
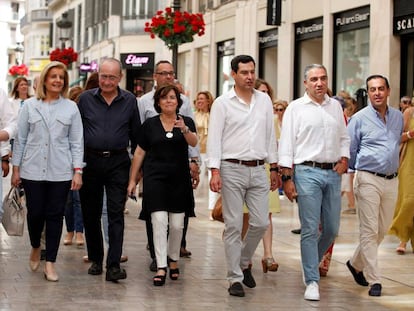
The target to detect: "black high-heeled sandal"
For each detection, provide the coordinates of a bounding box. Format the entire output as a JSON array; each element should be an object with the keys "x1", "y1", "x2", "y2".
[
  {"x1": 153, "y1": 268, "x2": 167, "y2": 286},
  {"x1": 168, "y1": 259, "x2": 180, "y2": 280}
]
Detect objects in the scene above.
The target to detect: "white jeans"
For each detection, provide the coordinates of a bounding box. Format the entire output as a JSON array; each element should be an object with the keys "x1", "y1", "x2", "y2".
[{"x1": 151, "y1": 211, "x2": 185, "y2": 268}]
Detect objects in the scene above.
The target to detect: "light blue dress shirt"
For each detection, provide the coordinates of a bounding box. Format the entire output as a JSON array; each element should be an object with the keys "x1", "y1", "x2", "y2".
[
  {"x1": 347, "y1": 103, "x2": 403, "y2": 175},
  {"x1": 12, "y1": 96, "x2": 84, "y2": 181}
]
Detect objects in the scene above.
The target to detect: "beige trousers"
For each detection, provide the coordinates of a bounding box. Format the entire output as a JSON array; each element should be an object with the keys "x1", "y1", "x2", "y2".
[{"x1": 351, "y1": 171, "x2": 398, "y2": 285}]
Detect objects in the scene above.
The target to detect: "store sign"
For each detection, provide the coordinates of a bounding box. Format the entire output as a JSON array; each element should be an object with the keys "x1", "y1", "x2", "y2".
[
  {"x1": 79, "y1": 61, "x2": 98, "y2": 74},
  {"x1": 394, "y1": 14, "x2": 414, "y2": 35},
  {"x1": 266, "y1": 0, "x2": 281, "y2": 26},
  {"x1": 217, "y1": 39, "x2": 235, "y2": 57},
  {"x1": 295, "y1": 17, "x2": 323, "y2": 41},
  {"x1": 120, "y1": 53, "x2": 154, "y2": 70},
  {"x1": 334, "y1": 6, "x2": 370, "y2": 32},
  {"x1": 259, "y1": 28, "x2": 278, "y2": 49}
]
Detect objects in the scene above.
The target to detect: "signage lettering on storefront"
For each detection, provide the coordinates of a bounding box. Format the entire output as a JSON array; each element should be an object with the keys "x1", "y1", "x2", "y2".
[
  {"x1": 335, "y1": 12, "x2": 370, "y2": 26},
  {"x1": 334, "y1": 6, "x2": 370, "y2": 32},
  {"x1": 397, "y1": 18, "x2": 414, "y2": 30},
  {"x1": 259, "y1": 29, "x2": 278, "y2": 49},
  {"x1": 296, "y1": 23, "x2": 323, "y2": 35},
  {"x1": 394, "y1": 15, "x2": 414, "y2": 34},
  {"x1": 125, "y1": 55, "x2": 149, "y2": 67},
  {"x1": 120, "y1": 53, "x2": 154, "y2": 70},
  {"x1": 295, "y1": 17, "x2": 323, "y2": 41},
  {"x1": 79, "y1": 61, "x2": 98, "y2": 73}
]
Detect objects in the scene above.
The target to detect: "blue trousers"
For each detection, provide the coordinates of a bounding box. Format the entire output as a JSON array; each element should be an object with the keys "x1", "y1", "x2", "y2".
[
  {"x1": 22, "y1": 179, "x2": 71, "y2": 262},
  {"x1": 294, "y1": 164, "x2": 341, "y2": 285}
]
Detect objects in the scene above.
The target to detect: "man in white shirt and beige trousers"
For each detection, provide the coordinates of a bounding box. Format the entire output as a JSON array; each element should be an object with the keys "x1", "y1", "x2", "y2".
[{"x1": 207, "y1": 55, "x2": 280, "y2": 297}]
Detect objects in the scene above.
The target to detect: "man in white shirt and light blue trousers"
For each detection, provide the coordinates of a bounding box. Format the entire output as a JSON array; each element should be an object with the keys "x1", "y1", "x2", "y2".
[
  {"x1": 278, "y1": 64, "x2": 350, "y2": 301},
  {"x1": 207, "y1": 55, "x2": 280, "y2": 297}
]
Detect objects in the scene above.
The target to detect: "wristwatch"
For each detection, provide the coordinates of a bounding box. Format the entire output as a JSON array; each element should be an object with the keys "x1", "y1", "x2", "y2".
[{"x1": 281, "y1": 174, "x2": 292, "y2": 182}]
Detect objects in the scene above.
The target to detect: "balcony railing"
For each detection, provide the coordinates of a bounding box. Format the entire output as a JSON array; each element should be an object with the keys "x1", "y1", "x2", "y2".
[{"x1": 31, "y1": 9, "x2": 52, "y2": 22}]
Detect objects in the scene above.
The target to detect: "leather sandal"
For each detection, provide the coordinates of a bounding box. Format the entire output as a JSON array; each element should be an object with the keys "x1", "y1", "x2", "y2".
[
  {"x1": 168, "y1": 259, "x2": 180, "y2": 280},
  {"x1": 153, "y1": 268, "x2": 167, "y2": 286},
  {"x1": 261, "y1": 258, "x2": 279, "y2": 273}
]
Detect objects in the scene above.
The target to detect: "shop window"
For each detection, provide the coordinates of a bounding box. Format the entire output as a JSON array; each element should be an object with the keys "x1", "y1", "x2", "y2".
[
  {"x1": 197, "y1": 46, "x2": 210, "y2": 93},
  {"x1": 217, "y1": 39, "x2": 235, "y2": 97},
  {"x1": 335, "y1": 28, "x2": 369, "y2": 96}
]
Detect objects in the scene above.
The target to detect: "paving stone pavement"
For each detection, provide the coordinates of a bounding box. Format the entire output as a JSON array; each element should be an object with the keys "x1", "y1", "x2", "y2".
[{"x1": 1, "y1": 175, "x2": 413, "y2": 311}]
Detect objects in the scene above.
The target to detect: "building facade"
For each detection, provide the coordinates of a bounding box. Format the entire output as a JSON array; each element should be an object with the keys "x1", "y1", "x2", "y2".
[
  {"x1": 1, "y1": 0, "x2": 25, "y2": 91},
  {"x1": 19, "y1": 0, "x2": 414, "y2": 107}
]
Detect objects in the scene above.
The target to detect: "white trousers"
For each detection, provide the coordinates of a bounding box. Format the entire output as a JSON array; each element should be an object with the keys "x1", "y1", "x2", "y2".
[{"x1": 151, "y1": 211, "x2": 185, "y2": 268}]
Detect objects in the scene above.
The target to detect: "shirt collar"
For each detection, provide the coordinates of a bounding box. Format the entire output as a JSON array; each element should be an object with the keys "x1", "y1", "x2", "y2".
[
  {"x1": 303, "y1": 92, "x2": 330, "y2": 106},
  {"x1": 367, "y1": 102, "x2": 389, "y2": 118}
]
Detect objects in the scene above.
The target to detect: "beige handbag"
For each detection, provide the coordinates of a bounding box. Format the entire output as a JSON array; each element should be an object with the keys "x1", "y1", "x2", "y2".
[
  {"x1": 212, "y1": 196, "x2": 224, "y2": 223},
  {"x1": 1, "y1": 187, "x2": 26, "y2": 236}
]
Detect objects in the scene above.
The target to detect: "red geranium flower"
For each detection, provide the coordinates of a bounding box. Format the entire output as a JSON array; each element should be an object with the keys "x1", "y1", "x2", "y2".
[
  {"x1": 8, "y1": 64, "x2": 29, "y2": 77},
  {"x1": 145, "y1": 7, "x2": 206, "y2": 49},
  {"x1": 49, "y1": 47, "x2": 78, "y2": 66}
]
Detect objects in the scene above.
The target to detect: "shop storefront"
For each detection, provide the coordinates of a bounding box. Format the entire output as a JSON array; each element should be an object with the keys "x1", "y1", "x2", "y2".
[
  {"x1": 259, "y1": 28, "x2": 278, "y2": 97},
  {"x1": 120, "y1": 52, "x2": 155, "y2": 98},
  {"x1": 333, "y1": 6, "x2": 370, "y2": 96},
  {"x1": 294, "y1": 17, "x2": 323, "y2": 98},
  {"x1": 394, "y1": 0, "x2": 414, "y2": 98}
]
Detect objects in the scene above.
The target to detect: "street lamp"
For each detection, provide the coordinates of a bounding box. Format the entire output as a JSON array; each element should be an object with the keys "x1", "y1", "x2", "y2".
[
  {"x1": 56, "y1": 12, "x2": 72, "y2": 49},
  {"x1": 15, "y1": 42, "x2": 24, "y2": 65}
]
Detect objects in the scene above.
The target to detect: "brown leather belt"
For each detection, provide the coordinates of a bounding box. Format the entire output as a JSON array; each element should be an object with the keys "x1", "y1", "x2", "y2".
[
  {"x1": 301, "y1": 161, "x2": 336, "y2": 170},
  {"x1": 224, "y1": 159, "x2": 265, "y2": 167},
  {"x1": 86, "y1": 148, "x2": 127, "y2": 158},
  {"x1": 365, "y1": 171, "x2": 398, "y2": 180}
]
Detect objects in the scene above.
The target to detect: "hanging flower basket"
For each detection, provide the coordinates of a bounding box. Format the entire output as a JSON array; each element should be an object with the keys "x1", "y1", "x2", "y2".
[
  {"x1": 49, "y1": 47, "x2": 78, "y2": 66},
  {"x1": 145, "y1": 7, "x2": 205, "y2": 49},
  {"x1": 8, "y1": 64, "x2": 29, "y2": 78}
]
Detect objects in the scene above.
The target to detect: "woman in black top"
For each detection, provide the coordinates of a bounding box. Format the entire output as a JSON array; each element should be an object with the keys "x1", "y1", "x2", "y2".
[{"x1": 128, "y1": 84, "x2": 197, "y2": 286}]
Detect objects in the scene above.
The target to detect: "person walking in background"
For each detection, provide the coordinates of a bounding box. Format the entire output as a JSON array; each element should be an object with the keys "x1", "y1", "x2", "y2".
[
  {"x1": 346, "y1": 74, "x2": 403, "y2": 297},
  {"x1": 341, "y1": 96, "x2": 358, "y2": 215},
  {"x1": 9, "y1": 76, "x2": 31, "y2": 117},
  {"x1": 62, "y1": 86, "x2": 85, "y2": 248},
  {"x1": 194, "y1": 90, "x2": 218, "y2": 218},
  {"x1": 388, "y1": 105, "x2": 414, "y2": 254},
  {"x1": 11, "y1": 61, "x2": 83, "y2": 282},
  {"x1": 138, "y1": 60, "x2": 200, "y2": 271},
  {"x1": 128, "y1": 84, "x2": 197, "y2": 286},
  {"x1": 0, "y1": 87, "x2": 17, "y2": 221},
  {"x1": 240, "y1": 79, "x2": 281, "y2": 274},
  {"x1": 77, "y1": 58, "x2": 140, "y2": 282},
  {"x1": 399, "y1": 95, "x2": 413, "y2": 112},
  {"x1": 207, "y1": 55, "x2": 280, "y2": 297},
  {"x1": 278, "y1": 64, "x2": 350, "y2": 301}
]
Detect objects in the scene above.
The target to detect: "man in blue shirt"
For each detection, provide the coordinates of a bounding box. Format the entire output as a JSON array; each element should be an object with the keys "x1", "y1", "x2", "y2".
[{"x1": 346, "y1": 74, "x2": 403, "y2": 297}]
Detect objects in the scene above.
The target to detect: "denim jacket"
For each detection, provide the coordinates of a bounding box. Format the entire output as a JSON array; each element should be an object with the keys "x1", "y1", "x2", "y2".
[{"x1": 12, "y1": 96, "x2": 84, "y2": 181}]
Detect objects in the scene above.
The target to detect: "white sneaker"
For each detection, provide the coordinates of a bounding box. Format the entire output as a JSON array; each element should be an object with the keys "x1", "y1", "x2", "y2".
[{"x1": 304, "y1": 281, "x2": 320, "y2": 301}]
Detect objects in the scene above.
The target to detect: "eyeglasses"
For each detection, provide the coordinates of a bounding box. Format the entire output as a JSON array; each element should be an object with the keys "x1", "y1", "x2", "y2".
[
  {"x1": 274, "y1": 108, "x2": 285, "y2": 112},
  {"x1": 156, "y1": 71, "x2": 175, "y2": 77},
  {"x1": 99, "y1": 74, "x2": 120, "y2": 81}
]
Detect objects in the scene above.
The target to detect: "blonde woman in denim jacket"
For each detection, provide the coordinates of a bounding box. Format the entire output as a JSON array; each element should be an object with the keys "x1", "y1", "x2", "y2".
[{"x1": 11, "y1": 61, "x2": 84, "y2": 282}]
